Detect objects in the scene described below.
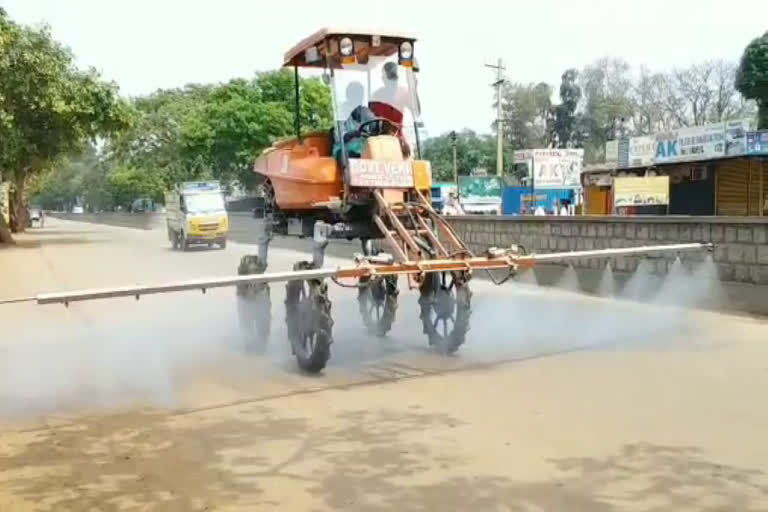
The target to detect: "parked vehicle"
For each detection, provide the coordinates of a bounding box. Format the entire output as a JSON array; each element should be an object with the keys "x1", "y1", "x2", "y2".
[{"x1": 28, "y1": 208, "x2": 44, "y2": 228}]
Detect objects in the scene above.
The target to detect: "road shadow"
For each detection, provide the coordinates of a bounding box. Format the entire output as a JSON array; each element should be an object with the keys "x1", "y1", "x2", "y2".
[
  {"x1": 2, "y1": 404, "x2": 766, "y2": 511},
  {"x1": 0, "y1": 406, "x2": 459, "y2": 510},
  {"x1": 23, "y1": 229, "x2": 96, "y2": 236},
  {"x1": 4, "y1": 237, "x2": 100, "y2": 250},
  {"x1": 311, "y1": 440, "x2": 768, "y2": 511}
]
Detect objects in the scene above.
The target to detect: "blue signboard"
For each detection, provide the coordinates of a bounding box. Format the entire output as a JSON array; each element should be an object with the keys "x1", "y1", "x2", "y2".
[
  {"x1": 747, "y1": 131, "x2": 768, "y2": 155},
  {"x1": 502, "y1": 187, "x2": 574, "y2": 215}
]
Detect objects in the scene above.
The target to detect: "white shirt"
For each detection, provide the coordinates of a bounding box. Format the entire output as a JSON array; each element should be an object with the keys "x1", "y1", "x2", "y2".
[{"x1": 370, "y1": 83, "x2": 410, "y2": 114}]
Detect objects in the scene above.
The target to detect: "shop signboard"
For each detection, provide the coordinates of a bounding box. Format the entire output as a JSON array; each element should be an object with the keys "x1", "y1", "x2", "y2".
[
  {"x1": 747, "y1": 130, "x2": 768, "y2": 155},
  {"x1": 513, "y1": 149, "x2": 534, "y2": 180},
  {"x1": 654, "y1": 123, "x2": 725, "y2": 163},
  {"x1": 458, "y1": 176, "x2": 503, "y2": 205},
  {"x1": 628, "y1": 135, "x2": 655, "y2": 167},
  {"x1": 530, "y1": 149, "x2": 583, "y2": 189},
  {"x1": 725, "y1": 118, "x2": 751, "y2": 156},
  {"x1": 614, "y1": 176, "x2": 670, "y2": 207}
]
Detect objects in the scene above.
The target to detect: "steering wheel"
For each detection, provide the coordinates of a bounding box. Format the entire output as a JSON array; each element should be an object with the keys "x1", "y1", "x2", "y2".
[{"x1": 357, "y1": 117, "x2": 400, "y2": 138}]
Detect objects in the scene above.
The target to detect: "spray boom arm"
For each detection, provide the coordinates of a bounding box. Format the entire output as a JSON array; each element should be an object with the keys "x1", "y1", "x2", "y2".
[{"x1": 1, "y1": 242, "x2": 712, "y2": 306}]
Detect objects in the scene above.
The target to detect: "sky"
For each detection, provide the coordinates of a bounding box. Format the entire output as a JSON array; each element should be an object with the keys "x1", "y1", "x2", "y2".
[{"x1": 2, "y1": 0, "x2": 766, "y2": 137}]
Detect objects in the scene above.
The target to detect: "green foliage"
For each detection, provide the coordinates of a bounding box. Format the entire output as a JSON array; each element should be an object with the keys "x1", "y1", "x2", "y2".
[
  {"x1": 0, "y1": 11, "x2": 131, "y2": 231},
  {"x1": 108, "y1": 166, "x2": 165, "y2": 207},
  {"x1": 111, "y1": 70, "x2": 332, "y2": 193},
  {"x1": 578, "y1": 57, "x2": 635, "y2": 162},
  {"x1": 180, "y1": 78, "x2": 293, "y2": 190},
  {"x1": 551, "y1": 69, "x2": 582, "y2": 148},
  {"x1": 422, "y1": 130, "x2": 515, "y2": 182},
  {"x1": 499, "y1": 82, "x2": 552, "y2": 150},
  {"x1": 736, "y1": 31, "x2": 768, "y2": 128}
]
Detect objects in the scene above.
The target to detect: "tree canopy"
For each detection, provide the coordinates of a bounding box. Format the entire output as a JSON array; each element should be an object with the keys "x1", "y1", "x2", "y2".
[
  {"x1": 736, "y1": 31, "x2": 768, "y2": 128},
  {"x1": 109, "y1": 70, "x2": 332, "y2": 193},
  {"x1": 0, "y1": 11, "x2": 131, "y2": 237},
  {"x1": 422, "y1": 129, "x2": 516, "y2": 182}
]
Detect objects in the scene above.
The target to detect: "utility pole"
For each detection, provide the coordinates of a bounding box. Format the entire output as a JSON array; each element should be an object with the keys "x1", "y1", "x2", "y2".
[
  {"x1": 485, "y1": 58, "x2": 505, "y2": 177},
  {"x1": 450, "y1": 130, "x2": 458, "y2": 188}
]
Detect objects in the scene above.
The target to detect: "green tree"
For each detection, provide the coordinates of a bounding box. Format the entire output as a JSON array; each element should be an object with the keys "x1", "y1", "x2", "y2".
[
  {"x1": 579, "y1": 57, "x2": 634, "y2": 163},
  {"x1": 422, "y1": 130, "x2": 515, "y2": 182},
  {"x1": 180, "y1": 78, "x2": 293, "y2": 190},
  {"x1": 29, "y1": 146, "x2": 105, "y2": 211},
  {"x1": 550, "y1": 69, "x2": 582, "y2": 148},
  {"x1": 111, "y1": 70, "x2": 332, "y2": 194},
  {"x1": 108, "y1": 166, "x2": 165, "y2": 208},
  {"x1": 736, "y1": 31, "x2": 768, "y2": 129},
  {"x1": 499, "y1": 82, "x2": 553, "y2": 150},
  {"x1": 0, "y1": 12, "x2": 131, "y2": 239},
  {"x1": 255, "y1": 69, "x2": 333, "y2": 132},
  {"x1": 109, "y1": 85, "x2": 213, "y2": 188}
]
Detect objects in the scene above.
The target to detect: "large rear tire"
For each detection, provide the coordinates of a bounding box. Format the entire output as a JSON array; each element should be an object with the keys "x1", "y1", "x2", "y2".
[
  {"x1": 285, "y1": 261, "x2": 333, "y2": 373},
  {"x1": 358, "y1": 275, "x2": 398, "y2": 337},
  {"x1": 418, "y1": 271, "x2": 472, "y2": 354}
]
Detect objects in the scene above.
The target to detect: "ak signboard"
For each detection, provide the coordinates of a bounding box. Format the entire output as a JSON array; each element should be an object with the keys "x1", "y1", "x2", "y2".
[
  {"x1": 654, "y1": 123, "x2": 726, "y2": 164},
  {"x1": 531, "y1": 149, "x2": 584, "y2": 189}
]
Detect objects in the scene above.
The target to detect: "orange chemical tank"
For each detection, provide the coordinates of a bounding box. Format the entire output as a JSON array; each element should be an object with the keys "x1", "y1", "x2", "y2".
[{"x1": 254, "y1": 131, "x2": 343, "y2": 211}]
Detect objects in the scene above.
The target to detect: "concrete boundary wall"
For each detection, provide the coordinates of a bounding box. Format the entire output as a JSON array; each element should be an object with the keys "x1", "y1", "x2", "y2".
[
  {"x1": 53, "y1": 213, "x2": 768, "y2": 285},
  {"x1": 444, "y1": 215, "x2": 768, "y2": 286}
]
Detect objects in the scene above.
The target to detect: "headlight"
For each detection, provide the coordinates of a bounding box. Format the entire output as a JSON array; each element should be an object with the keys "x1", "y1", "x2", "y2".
[
  {"x1": 400, "y1": 41, "x2": 413, "y2": 60},
  {"x1": 339, "y1": 37, "x2": 354, "y2": 57}
]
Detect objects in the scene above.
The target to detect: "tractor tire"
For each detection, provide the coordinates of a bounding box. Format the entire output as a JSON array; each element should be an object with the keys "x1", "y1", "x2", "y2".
[
  {"x1": 418, "y1": 271, "x2": 472, "y2": 354},
  {"x1": 358, "y1": 275, "x2": 398, "y2": 337},
  {"x1": 236, "y1": 255, "x2": 271, "y2": 348},
  {"x1": 285, "y1": 261, "x2": 333, "y2": 373},
  {"x1": 220, "y1": 239, "x2": 227, "y2": 250},
  {"x1": 237, "y1": 289, "x2": 271, "y2": 352}
]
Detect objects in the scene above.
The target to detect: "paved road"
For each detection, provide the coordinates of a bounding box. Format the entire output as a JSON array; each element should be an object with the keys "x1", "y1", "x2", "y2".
[{"x1": 1, "y1": 219, "x2": 768, "y2": 511}]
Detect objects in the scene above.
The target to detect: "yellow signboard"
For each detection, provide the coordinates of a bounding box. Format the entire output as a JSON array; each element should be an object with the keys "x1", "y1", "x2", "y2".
[
  {"x1": 614, "y1": 176, "x2": 669, "y2": 207},
  {"x1": 0, "y1": 182, "x2": 9, "y2": 224}
]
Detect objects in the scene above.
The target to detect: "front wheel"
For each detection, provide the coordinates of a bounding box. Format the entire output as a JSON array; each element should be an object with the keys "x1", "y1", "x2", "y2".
[
  {"x1": 418, "y1": 272, "x2": 472, "y2": 354},
  {"x1": 285, "y1": 261, "x2": 333, "y2": 373},
  {"x1": 358, "y1": 275, "x2": 398, "y2": 337},
  {"x1": 236, "y1": 255, "x2": 270, "y2": 349}
]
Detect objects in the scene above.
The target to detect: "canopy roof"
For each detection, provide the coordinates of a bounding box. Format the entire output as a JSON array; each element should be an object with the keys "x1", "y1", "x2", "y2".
[{"x1": 284, "y1": 27, "x2": 417, "y2": 68}]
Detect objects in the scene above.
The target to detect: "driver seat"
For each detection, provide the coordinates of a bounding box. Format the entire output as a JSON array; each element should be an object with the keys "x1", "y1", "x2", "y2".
[{"x1": 362, "y1": 135, "x2": 405, "y2": 161}]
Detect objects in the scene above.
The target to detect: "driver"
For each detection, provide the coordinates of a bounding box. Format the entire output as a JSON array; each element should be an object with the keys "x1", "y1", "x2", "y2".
[
  {"x1": 332, "y1": 81, "x2": 376, "y2": 163},
  {"x1": 369, "y1": 62, "x2": 410, "y2": 125},
  {"x1": 369, "y1": 62, "x2": 412, "y2": 157}
]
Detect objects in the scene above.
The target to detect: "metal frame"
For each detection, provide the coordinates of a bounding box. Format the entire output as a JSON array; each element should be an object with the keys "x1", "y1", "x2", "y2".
[{"x1": 9, "y1": 241, "x2": 712, "y2": 307}]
